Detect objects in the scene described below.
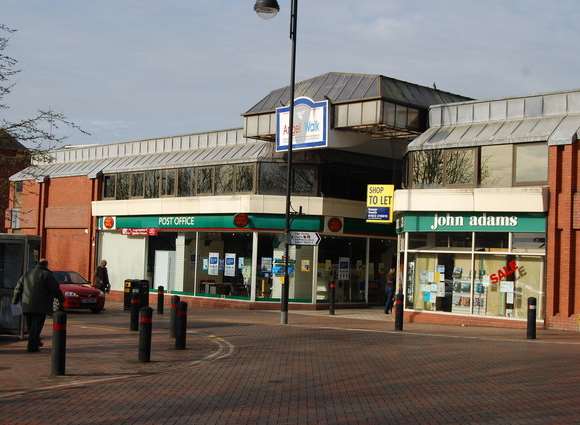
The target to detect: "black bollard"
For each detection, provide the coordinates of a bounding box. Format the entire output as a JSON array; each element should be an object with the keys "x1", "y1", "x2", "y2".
[
  {"x1": 394, "y1": 289, "x2": 404, "y2": 331},
  {"x1": 527, "y1": 297, "x2": 537, "y2": 340},
  {"x1": 157, "y1": 286, "x2": 165, "y2": 315},
  {"x1": 329, "y1": 281, "x2": 336, "y2": 316},
  {"x1": 139, "y1": 307, "x2": 153, "y2": 362},
  {"x1": 169, "y1": 295, "x2": 180, "y2": 338},
  {"x1": 51, "y1": 311, "x2": 67, "y2": 376},
  {"x1": 175, "y1": 301, "x2": 187, "y2": 350},
  {"x1": 130, "y1": 291, "x2": 140, "y2": 331}
]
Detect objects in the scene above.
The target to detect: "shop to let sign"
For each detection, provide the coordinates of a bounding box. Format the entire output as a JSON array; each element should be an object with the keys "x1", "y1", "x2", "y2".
[{"x1": 366, "y1": 184, "x2": 394, "y2": 224}]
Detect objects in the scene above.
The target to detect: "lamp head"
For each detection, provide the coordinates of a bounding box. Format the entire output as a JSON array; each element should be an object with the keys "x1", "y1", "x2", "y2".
[{"x1": 254, "y1": 0, "x2": 280, "y2": 19}]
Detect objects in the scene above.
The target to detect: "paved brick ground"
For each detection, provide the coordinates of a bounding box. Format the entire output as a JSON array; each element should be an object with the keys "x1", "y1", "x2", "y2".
[{"x1": 1, "y1": 303, "x2": 580, "y2": 424}]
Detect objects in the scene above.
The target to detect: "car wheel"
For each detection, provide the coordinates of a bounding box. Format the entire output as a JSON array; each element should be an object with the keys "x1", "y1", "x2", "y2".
[{"x1": 90, "y1": 307, "x2": 103, "y2": 314}]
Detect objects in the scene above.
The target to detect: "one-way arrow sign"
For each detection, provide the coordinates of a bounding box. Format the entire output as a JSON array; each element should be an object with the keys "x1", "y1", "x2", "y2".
[{"x1": 289, "y1": 232, "x2": 321, "y2": 246}]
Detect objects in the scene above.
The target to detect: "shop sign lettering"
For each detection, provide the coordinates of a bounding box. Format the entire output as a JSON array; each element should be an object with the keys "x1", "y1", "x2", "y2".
[
  {"x1": 276, "y1": 97, "x2": 328, "y2": 152},
  {"x1": 158, "y1": 216, "x2": 195, "y2": 226},
  {"x1": 430, "y1": 213, "x2": 518, "y2": 231},
  {"x1": 490, "y1": 260, "x2": 527, "y2": 284}
]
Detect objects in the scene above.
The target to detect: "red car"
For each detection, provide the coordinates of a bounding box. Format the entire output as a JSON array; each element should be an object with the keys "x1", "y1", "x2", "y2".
[{"x1": 53, "y1": 271, "x2": 105, "y2": 313}]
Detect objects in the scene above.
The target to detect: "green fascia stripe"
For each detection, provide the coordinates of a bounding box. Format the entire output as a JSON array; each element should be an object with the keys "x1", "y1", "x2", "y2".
[
  {"x1": 195, "y1": 292, "x2": 250, "y2": 301},
  {"x1": 110, "y1": 214, "x2": 322, "y2": 231},
  {"x1": 256, "y1": 297, "x2": 312, "y2": 303},
  {"x1": 343, "y1": 218, "x2": 395, "y2": 236}
]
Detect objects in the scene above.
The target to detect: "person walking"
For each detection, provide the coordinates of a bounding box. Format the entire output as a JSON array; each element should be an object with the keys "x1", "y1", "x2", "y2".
[
  {"x1": 94, "y1": 260, "x2": 111, "y2": 294},
  {"x1": 12, "y1": 259, "x2": 64, "y2": 352},
  {"x1": 384, "y1": 267, "x2": 396, "y2": 315}
]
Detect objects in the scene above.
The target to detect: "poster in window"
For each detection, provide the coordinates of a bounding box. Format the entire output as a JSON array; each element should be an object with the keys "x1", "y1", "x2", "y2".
[
  {"x1": 225, "y1": 253, "x2": 236, "y2": 277},
  {"x1": 208, "y1": 252, "x2": 219, "y2": 276},
  {"x1": 338, "y1": 257, "x2": 350, "y2": 281},
  {"x1": 261, "y1": 257, "x2": 272, "y2": 273}
]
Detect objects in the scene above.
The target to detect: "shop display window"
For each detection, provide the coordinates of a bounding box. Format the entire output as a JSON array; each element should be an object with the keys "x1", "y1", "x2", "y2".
[
  {"x1": 406, "y1": 253, "x2": 471, "y2": 314},
  {"x1": 367, "y1": 239, "x2": 396, "y2": 305},
  {"x1": 512, "y1": 233, "x2": 546, "y2": 253},
  {"x1": 408, "y1": 232, "x2": 471, "y2": 251},
  {"x1": 317, "y1": 236, "x2": 366, "y2": 304},
  {"x1": 475, "y1": 232, "x2": 508, "y2": 251},
  {"x1": 473, "y1": 255, "x2": 543, "y2": 320},
  {"x1": 256, "y1": 233, "x2": 314, "y2": 302},
  {"x1": 195, "y1": 232, "x2": 253, "y2": 300}
]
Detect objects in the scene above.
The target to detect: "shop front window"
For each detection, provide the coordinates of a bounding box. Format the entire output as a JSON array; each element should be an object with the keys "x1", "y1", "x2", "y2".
[
  {"x1": 475, "y1": 232, "x2": 509, "y2": 251},
  {"x1": 317, "y1": 236, "x2": 367, "y2": 304},
  {"x1": 256, "y1": 233, "x2": 314, "y2": 303},
  {"x1": 195, "y1": 232, "x2": 253, "y2": 300},
  {"x1": 473, "y1": 255, "x2": 543, "y2": 320},
  {"x1": 406, "y1": 252, "x2": 472, "y2": 314},
  {"x1": 408, "y1": 232, "x2": 472, "y2": 251},
  {"x1": 368, "y1": 239, "x2": 396, "y2": 305}
]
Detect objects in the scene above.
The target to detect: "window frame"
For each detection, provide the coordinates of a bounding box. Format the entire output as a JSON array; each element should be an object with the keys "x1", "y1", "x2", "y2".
[
  {"x1": 102, "y1": 174, "x2": 117, "y2": 199},
  {"x1": 234, "y1": 163, "x2": 256, "y2": 194},
  {"x1": 129, "y1": 172, "x2": 145, "y2": 199},
  {"x1": 512, "y1": 142, "x2": 549, "y2": 187},
  {"x1": 196, "y1": 166, "x2": 215, "y2": 195},
  {"x1": 160, "y1": 169, "x2": 177, "y2": 197}
]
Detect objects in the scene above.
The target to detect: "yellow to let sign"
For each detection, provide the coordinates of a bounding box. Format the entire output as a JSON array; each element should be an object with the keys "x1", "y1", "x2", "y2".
[{"x1": 366, "y1": 184, "x2": 394, "y2": 224}]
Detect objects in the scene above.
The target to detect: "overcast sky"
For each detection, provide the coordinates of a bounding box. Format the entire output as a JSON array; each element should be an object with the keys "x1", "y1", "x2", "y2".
[{"x1": 4, "y1": 0, "x2": 580, "y2": 146}]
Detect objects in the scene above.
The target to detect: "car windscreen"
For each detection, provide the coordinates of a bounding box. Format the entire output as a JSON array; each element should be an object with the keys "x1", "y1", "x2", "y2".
[{"x1": 54, "y1": 271, "x2": 89, "y2": 284}]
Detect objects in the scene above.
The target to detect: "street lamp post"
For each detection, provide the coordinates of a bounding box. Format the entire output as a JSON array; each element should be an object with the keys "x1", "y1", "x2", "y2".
[{"x1": 254, "y1": 0, "x2": 298, "y2": 324}]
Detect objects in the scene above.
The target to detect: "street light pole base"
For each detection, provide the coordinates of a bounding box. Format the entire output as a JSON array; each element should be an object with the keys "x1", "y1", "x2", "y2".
[{"x1": 281, "y1": 311, "x2": 288, "y2": 325}]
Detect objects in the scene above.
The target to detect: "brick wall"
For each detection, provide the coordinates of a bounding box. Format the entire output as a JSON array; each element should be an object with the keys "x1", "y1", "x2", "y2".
[
  {"x1": 6, "y1": 175, "x2": 98, "y2": 281},
  {"x1": 547, "y1": 143, "x2": 580, "y2": 331}
]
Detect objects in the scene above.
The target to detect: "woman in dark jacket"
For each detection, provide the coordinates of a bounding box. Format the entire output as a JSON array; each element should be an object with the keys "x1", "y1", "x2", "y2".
[{"x1": 94, "y1": 260, "x2": 111, "y2": 293}]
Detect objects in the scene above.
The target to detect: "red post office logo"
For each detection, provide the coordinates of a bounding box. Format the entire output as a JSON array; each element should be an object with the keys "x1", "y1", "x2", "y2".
[{"x1": 103, "y1": 216, "x2": 115, "y2": 229}]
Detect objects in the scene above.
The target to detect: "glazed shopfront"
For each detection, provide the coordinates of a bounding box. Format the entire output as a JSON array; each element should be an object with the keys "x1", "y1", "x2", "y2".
[
  {"x1": 397, "y1": 212, "x2": 546, "y2": 322},
  {"x1": 97, "y1": 213, "x2": 396, "y2": 307}
]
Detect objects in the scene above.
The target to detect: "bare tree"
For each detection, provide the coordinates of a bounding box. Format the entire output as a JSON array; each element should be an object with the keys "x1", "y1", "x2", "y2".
[{"x1": 1, "y1": 24, "x2": 89, "y2": 162}]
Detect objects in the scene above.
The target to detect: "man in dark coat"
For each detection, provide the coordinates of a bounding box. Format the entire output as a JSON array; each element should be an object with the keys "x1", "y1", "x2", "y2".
[{"x1": 12, "y1": 259, "x2": 63, "y2": 352}]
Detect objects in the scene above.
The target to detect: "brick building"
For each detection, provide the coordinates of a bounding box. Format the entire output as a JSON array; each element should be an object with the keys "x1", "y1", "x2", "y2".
[
  {"x1": 6, "y1": 72, "x2": 468, "y2": 308},
  {"x1": 0, "y1": 130, "x2": 30, "y2": 232},
  {"x1": 395, "y1": 88, "x2": 580, "y2": 331}
]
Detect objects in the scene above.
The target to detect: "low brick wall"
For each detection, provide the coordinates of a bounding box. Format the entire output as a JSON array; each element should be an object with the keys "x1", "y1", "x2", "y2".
[{"x1": 404, "y1": 310, "x2": 535, "y2": 329}]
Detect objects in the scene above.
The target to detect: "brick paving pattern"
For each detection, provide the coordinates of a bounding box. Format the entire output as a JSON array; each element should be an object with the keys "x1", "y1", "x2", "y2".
[{"x1": 1, "y1": 303, "x2": 580, "y2": 424}]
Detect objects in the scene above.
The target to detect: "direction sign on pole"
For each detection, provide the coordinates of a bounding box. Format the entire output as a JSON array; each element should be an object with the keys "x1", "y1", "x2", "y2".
[
  {"x1": 366, "y1": 184, "x2": 394, "y2": 223},
  {"x1": 289, "y1": 232, "x2": 321, "y2": 246}
]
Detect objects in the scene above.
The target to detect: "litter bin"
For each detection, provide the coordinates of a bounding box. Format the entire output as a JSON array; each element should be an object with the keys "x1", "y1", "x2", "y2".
[
  {"x1": 137, "y1": 280, "x2": 150, "y2": 308},
  {"x1": 124, "y1": 279, "x2": 142, "y2": 310}
]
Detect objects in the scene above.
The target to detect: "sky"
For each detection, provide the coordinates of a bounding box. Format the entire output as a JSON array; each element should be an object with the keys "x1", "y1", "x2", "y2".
[{"x1": 3, "y1": 0, "x2": 580, "y2": 146}]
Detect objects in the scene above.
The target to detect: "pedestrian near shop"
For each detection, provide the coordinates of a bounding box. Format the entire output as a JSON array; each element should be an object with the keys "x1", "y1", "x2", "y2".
[
  {"x1": 94, "y1": 260, "x2": 111, "y2": 294},
  {"x1": 12, "y1": 259, "x2": 64, "y2": 352},
  {"x1": 384, "y1": 267, "x2": 396, "y2": 314}
]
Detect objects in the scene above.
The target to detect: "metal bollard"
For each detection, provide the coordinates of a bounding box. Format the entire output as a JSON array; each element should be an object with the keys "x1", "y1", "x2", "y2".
[
  {"x1": 139, "y1": 307, "x2": 153, "y2": 362},
  {"x1": 169, "y1": 295, "x2": 180, "y2": 338},
  {"x1": 394, "y1": 289, "x2": 404, "y2": 331},
  {"x1": 329, "y1": 281, "x2": 336, "y2": 316},
  {"x1": 175, "y1": 301, "x2": 187, "y2": 350},
  {"x1": 130, "y1": 291, "x2": 140, "y2": 331},
  {"x1": 157, "y1": 286, "x2": 165, "y2": 315},
  {"x1": 51, "y1": 311, "x2": 67, "y2": 376},
  {"x1": 527, "y1": 297, "x2": 537, "y2": 340}
]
